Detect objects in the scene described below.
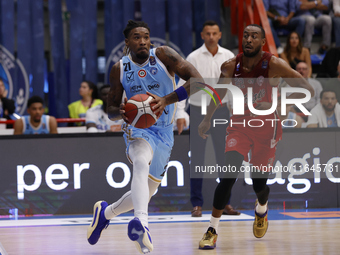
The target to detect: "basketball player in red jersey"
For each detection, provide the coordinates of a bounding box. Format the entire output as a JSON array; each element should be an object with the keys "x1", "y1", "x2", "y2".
[{"x1": 197, "y1": 24, "x2": 314, "y2": 249}]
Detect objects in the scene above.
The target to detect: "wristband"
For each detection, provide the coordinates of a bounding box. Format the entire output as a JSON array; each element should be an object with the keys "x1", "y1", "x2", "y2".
[{"x1": 174, "y1": 86, "x2": 188, "y2": 101}]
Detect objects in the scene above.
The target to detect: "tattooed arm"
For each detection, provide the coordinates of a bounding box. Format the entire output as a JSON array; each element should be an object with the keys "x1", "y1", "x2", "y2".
[
  {"x1": 148, "y1": 46, "x2": 204, "y2": 115},
  {"x1": 107, "y1": 61, "x2": 127, "y2": 122}
]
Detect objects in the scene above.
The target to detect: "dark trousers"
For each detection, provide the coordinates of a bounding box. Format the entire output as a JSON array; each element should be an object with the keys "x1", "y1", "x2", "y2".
[{"x1": 190, "y1": 104, "x2": 230, "y2": 207}]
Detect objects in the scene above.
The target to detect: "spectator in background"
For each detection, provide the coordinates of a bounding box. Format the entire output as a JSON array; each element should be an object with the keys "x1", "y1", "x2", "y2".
[
  {"x1": 86, "y1": 85, "x2": 123, "y2": 132},
  {"x1": 306, "y1": 90, "x2": 340, "y2": 127},
  {"x1": 296, "y1": 0, "x2": 332, "y2": 54},
  {"x1": 320, "y1": 61, "x2": 340, "y2": 102},
  {"x1": 280, "y1": 31, "x2": 312, "y2": 77},
  {"x1": 296, "y1": 61, "x2": 323, "y2": 110},
  {"x1": 263, "y1": 0, "x2": 305, "y2": 54},
  {"x1": 177, "y1": 20, "x2": 239, "y2": 217},
  {"x1": 277, "y1": 97, "x2": 305, "y2": 128},
  {"x1": 68, "y1": 81, "x2": 103, "y2": 126},
  {"x1": 0, "y1": 78, "x2": 15, "y2": 128},
  {"x1": 317, "y1": 47, "x2": 340, "y2": 78},
  {"x1": 14, "y1": 96, "x2": 58, "y2": 134},
  {"x1": 331, "y1": 0, "x2": 340, "y2": 47}
]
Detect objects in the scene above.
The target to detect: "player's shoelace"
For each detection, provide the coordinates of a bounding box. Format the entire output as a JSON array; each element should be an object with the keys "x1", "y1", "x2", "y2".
[
  {"x1": 204, "y1": 231, "x2": 214, "y2": 240},
  {"x1": 256, "y1": 216, "x2": 265, "y2": 227}
]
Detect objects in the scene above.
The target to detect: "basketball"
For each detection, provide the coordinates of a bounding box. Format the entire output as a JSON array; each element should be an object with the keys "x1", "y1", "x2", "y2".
[{"x1": 124, "y1": 94, "x2": 158, "y2": 129}]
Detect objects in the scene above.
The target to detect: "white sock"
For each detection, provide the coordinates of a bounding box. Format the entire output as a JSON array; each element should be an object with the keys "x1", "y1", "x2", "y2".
[
  {"x1": 105, "y1": 178, "x2": 160, "y2": 220},
  {"x1": 104, "y1": 191, "x2": 132, "y2": 219},
  {"x1": 129, "y1": 140, "x2": 152, "y2": 228},
  {"x1": 104, "y1": 139, "x2": 156, "y2": 227},
  {"x1": 208, "y1": 216, "x2": 220, "y2": 233},
  {"x1": 256, "y1": 201, "x2": 268, "y2": 215}
]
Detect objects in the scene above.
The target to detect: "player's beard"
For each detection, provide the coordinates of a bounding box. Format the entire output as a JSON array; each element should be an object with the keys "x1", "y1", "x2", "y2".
[
  {"x1": 243, "y1": 44, "x2": 261, "y2": 58},
  {"x1": 33, "y1": 117, "x2": 41, "y2": 123},
  {"x1": 136, "y1": 51, "x2": 149, "y2": 60},
  {"x1": 323, "y1": 104, "x2": 336, "y2": 112}
]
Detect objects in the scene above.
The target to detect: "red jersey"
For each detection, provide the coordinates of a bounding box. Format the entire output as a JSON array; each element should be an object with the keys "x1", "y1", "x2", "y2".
[{"x1": 227, "y1": 52, "x2": 282, "y2": 142}]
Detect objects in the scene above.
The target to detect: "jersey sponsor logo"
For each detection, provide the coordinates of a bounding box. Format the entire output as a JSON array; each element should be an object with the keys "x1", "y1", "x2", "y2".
[
  {"x1": 256, "y1": 76, "x2": 264, "y2": 86},
  {"x1": 244, "y1": 88, "x2": 265, "y2": 105},
  {"x1": 147, "y1": 81, "x2": 160, "y2": 91},
  {"x1": 130, "y1": 85, "x2": 143, "y2": 94},
  {"x1": 262, "y1": 60, "x2": 268, "y2": 69},
  {"x1": 235, "y1": 73, "x2": 241, "y2": 77},
  {"x1": 150, "y1": 56, "x2": 156, "y2": 65},
  {"x1": 126, "y1": 71, "x2": 134, "y2": 82},
  {"x1": 0, "y1": 44, "x2": 29, "y2": 115},
  {"x1": 227, "y1": 138, "x2": 237, "y2": 147},
  {"x1": 234, "y1": 77, "x2": 245, "y2": 88},
  {"x1": 236, "y1": 62, "x2": 240, "y2": 72},
  {"x1": 105, "y1": 38, "x2": 185, "y2": 83},
  {"x1": 138, "y1": 69, "x2": 147, "y2": 78},
  {"x1": 247, "y1": 78, "x2": 255, "y2": 85},
  {"x1": 150, "y1": 67, "x2": 158, "y2": 75}
]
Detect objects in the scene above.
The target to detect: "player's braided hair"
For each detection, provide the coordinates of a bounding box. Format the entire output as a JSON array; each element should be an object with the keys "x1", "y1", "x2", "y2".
[{"x1": 123, "y1": 20, "x2": 154, "y2": 56}]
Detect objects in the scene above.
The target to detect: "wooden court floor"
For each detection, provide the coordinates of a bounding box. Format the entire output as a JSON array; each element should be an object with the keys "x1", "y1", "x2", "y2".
[{"x1": 1, "y1": 217, "x2": 340, "y2": 255}]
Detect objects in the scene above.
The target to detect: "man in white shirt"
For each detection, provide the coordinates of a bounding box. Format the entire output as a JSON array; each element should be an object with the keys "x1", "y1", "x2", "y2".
[
  {"x1": 296, "y1": 62, "x2": 323, "y2": 111},
  {"x1": 177, "y1": 20, "x2": 239, "y2": 217},
  {"x1": 86, "y1": 85, "x2": 123, "y2": 132},
  {"x1": 306, "y1": 89, "x2": 340, "y2": 127}
]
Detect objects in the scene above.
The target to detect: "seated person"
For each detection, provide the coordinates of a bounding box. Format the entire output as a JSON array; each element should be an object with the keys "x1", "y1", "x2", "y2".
[
  {"x1": 14, "y1": 96, "x2": 58, "y2": 134},
  {"x1": 306, "y1": 90, "x2": 340, "y2": 127},
  {"x1": 332, "y1": 0, "x2": 340, "y2": 47},
  {"x1": 295, "y1": 0, "x2": 332, "y2": 54},
  {"x1": 86, "y1": 85, "x2": 123, "y2": 132},
  {"x1": 0, "y1": 77, "x2": 16, "y2": 128},
  {"x1": 263, "y1": 0, "x2": 305, "y2": 54},
  {"x1": 296, "y1": 62, "x2": 323, "y2": 111},
  {"x1": 68, "y1": 81, "x2": 102, "y2": 126},
  {"x1": 280, "y1": 32, "x2": 312, "y2": 77},
  {"x1": 317, "y1": 47, "x2": 340, "y2": 78},
  {"x1": 277, "y1": 95, "x2": 305, "y2": 128},
  {"x1": 318, "y1": 60, "x2": 340, "y2": 102}
]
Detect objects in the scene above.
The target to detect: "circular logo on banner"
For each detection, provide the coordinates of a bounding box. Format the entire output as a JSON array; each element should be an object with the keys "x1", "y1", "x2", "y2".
[
  {"x1": 0, "y1": 45, "x2": 29, "y2": 115},
  {"x1": 105, "y1": 38, "x2": 185, "y2": 83},
  {"x1": 138, "y1": 69, "x2": 147, "y2": 78}
]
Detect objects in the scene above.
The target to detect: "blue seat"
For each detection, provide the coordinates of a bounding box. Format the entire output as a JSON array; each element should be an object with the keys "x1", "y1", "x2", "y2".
[{"x1": 310, "y1": 53, "x2": 326, "y2": 65}]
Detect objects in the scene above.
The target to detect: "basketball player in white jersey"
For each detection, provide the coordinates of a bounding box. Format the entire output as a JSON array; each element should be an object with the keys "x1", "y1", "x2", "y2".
[
  {"x1": 14, "y1": 96, "x2": 58, "y2": 135},
  {"x1": 87, "y1": 20, "x2": 204, "y2": 254}
]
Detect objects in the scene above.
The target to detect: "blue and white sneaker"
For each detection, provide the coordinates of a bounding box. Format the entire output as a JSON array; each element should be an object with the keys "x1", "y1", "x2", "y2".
[
  {"x1": 128, "y1": 217, "x2": 153, "y2": 254},
  {"x1": 87, "y1": 201, "x2": 110, "y2": 245}
]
